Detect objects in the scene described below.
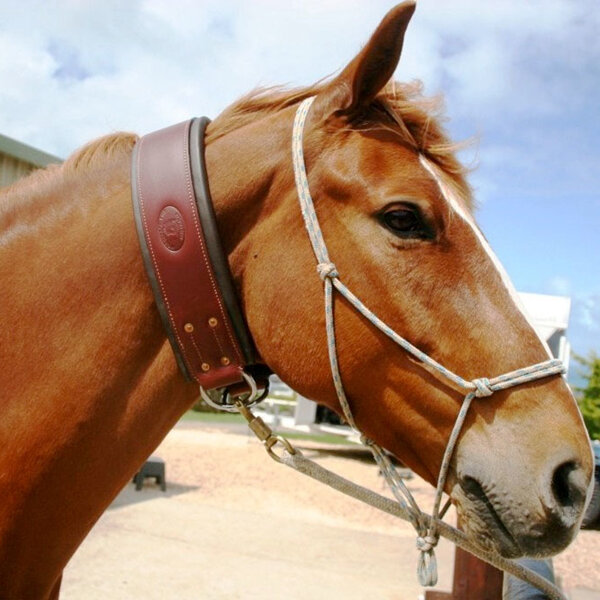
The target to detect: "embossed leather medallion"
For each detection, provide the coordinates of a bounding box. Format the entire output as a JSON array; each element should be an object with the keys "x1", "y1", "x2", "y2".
[{"x1": 158, "y1": 206, "x2": 185, "y2": 251}]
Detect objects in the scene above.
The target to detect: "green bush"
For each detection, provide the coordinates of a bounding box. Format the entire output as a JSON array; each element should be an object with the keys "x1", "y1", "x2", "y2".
[{"x1": 574, "y1": 352, "x2": 600, "y2": 441}]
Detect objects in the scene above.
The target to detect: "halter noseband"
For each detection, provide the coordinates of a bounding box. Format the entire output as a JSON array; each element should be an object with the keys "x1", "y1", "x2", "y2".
[{"x1": 291, "y1": 96, "x2": 565, "y2": 586}]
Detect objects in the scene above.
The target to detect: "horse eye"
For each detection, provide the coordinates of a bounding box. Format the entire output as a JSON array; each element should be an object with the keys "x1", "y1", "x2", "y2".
[{"x1": 380, "y1": 206, "x2": 430, "y2": 239}]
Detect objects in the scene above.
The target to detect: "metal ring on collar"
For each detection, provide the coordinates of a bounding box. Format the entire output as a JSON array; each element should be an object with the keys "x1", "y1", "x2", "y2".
[{"x1": 199, "y1": 371, "x2": 269, "y2": 413}]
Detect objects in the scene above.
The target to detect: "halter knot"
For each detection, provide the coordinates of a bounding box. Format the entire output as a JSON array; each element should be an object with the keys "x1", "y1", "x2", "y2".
[
  {"x1": 473, "y1": 377, "x2": 493, "y2": 398},
  {"x1": 416, "y1": 534, "x2": 439, "y2": 586},
  {"x1": 317, "y1": 262, "x2": 339, "y2": 280},
  {"x1": 416, "y1": 535, "x2": 438, "y2": 553}
]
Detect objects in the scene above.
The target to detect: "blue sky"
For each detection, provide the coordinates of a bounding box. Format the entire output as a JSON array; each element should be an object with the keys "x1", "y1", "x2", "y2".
[{"x1": 1, "y1": 0, "x2": 598, "y2": 365}]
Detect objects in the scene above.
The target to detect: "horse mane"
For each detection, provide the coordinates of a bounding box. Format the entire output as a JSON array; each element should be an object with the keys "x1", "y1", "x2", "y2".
[
  {"x1": 2, "y1": 80, "x2": 471, "y2": 213},
  {"x1": 208, "y1": 79, "x2": 473, "y2": 210},
  {"x1": 63, "y1": 133, "x2": 139, "y2": 173},
  {"x1": 0, "y1": 133, "x2": 138, "y2": 229}
]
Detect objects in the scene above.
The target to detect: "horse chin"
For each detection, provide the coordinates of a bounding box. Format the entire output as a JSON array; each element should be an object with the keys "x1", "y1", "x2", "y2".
[
  {"x1": 450, "y1": 478, "x2": 580, "y2": 560},
  {"x1": 451, "y1": 482, "x2": 523, "y2": 559}
]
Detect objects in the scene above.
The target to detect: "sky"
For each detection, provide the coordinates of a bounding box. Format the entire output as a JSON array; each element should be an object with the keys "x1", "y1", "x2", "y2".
[{"x1": 1, "y1": 0, "x2": 599, "y2": 372}]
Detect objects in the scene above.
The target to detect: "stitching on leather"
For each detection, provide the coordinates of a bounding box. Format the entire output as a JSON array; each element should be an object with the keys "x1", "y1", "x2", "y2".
[
  {"x1": 187, "y1": 331, "x2": 205, "y2": 363},
  {"x1": 210, "y1": 327, "x2": 226, "y2": 356},
  {"x1": 137, "y1": 134, "x2": 196, "y2": 374},
  {"x1": 182, "y1": 131, "x2": 244, "y2": 365}
]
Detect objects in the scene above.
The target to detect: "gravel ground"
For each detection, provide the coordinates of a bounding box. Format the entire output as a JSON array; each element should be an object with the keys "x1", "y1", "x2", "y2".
[{"x1": 62, "y1": 422, "x2": 599, "y2": 599}]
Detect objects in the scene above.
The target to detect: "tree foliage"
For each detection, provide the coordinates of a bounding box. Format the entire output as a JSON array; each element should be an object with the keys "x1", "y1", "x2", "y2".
[{"x1": 573, "y1": 352, "x2": 600, "y2": 440}]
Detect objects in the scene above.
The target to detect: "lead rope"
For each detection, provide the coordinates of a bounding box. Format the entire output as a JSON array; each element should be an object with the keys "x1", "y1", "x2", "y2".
[
  {"x1": 227, "y1": 397, "x2": 565, "y2": 599},
  {"x1": 287, "y1": 96, "x2": 566, "y2": 592}
]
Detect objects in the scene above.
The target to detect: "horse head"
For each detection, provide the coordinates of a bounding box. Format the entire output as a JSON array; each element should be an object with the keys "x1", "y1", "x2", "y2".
[{"x1": 206, "y1": 1, "x2": 593, "y2": 559}]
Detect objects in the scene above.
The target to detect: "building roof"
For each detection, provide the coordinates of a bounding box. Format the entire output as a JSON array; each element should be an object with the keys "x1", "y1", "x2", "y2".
[
  {"x1": 0, "y1": 133, "x2": 62, "y2": 167},
  {"x1": 519, "y1": 292, "x2": 571, "y2": 338}
]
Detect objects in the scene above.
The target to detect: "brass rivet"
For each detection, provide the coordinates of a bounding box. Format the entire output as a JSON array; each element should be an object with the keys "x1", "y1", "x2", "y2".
[
  {"x1": 201, "y1": 362, "x2": 210, "y2": 372},
  {"x1": 220, "y1": 356, "x2": 230, "y2": 366},
  {"x1": 208, "y1": 317, "x2": 218, "y2": 328},
  {"x1": 184, "y1": 323, "x2": 194, "y2": 333}
]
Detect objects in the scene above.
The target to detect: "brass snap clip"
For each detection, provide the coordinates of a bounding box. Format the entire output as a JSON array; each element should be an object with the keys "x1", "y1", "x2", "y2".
[{"x1": 234, "y1": 399, "x2": 296, "y2": 463}]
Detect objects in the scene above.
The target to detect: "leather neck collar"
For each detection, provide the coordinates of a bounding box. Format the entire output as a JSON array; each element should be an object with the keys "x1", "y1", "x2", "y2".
[{"x1": 131, "y1": 117, "x2": 267, "y2": 391}]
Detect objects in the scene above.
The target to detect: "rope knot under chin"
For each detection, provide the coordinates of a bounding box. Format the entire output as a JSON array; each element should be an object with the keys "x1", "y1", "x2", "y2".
[
  {"x1": 416, "y1": 535, "x2": 438, "y2": 553},
  {"x1": 473, "y1": 377, "x2": 493, "y2": 398},
  {"x1": 317, "y1": 262, "x2": 339, "y2": 280},
  {"x1": 416, "y1": 534, "x2": 439, "y2": 587}
]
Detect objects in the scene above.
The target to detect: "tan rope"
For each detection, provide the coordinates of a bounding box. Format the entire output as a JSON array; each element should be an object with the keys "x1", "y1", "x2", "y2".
[{"x1": 280, "y1": 449, "x2": 567, "y2": 600}]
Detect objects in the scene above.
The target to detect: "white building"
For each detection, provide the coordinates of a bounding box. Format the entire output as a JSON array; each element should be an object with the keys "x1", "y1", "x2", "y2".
[{"x1": 519, "y1": 292, "x2": 571, "y2": 370}]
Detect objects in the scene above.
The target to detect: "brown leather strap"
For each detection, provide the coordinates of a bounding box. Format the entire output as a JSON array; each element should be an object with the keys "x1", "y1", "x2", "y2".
[
  {"x1": 189, "y1": 118, "x2": 257, "y2": 365},
  {"x1": 131, "y1": 119, "x2": 250, "y2": 390}
]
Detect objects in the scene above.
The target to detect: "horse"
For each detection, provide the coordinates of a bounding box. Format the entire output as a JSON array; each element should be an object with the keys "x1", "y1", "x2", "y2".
[{"x1": 0, "y1": 2, "x2": 593, "y2": 598}]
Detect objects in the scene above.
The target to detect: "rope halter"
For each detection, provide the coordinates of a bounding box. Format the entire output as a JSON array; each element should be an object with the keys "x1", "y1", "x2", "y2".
[
  {"x1": 473, "y1": 378, "x2": 493, "y2": 397},
  {"x1": 291, "y1": 96, "x2": 565, "y2": 587},
  {"x1": 317, "y1": 262, "x2": 339, "y2": 280}
]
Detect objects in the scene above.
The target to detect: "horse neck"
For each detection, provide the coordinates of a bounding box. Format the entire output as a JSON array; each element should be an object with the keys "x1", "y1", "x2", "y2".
[
  {"x1": 0, "y1": 112, "x2": 287, "y2": 595},
  {"x1": 0, "y1": 150, "x2": 196, "y2": 597},
  {"x1": 205, "y1": 108, "x2": 295, "y2": 278}
]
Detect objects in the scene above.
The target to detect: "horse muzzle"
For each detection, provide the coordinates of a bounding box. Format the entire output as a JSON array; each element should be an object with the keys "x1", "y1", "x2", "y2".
[{"x1": 452, "y1": 455, "x2": 592, "y2": 558}]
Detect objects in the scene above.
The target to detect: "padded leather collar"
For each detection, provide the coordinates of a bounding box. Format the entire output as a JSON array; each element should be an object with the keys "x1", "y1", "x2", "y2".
[{"x1": 131, "y1": 118, "x2": 264, "y2": 390}]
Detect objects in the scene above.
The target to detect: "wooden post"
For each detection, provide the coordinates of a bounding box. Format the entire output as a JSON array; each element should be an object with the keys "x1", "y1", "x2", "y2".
[{"x1": 424, "y1": 533, "x2": 504, "y2": 600}]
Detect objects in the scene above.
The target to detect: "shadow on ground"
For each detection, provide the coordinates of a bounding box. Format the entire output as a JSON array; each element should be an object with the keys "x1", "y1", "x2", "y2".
[
  {"x1": 293, "y1": 443, "x2": 412, "y2": 475},
  {"x1": 109, "y1": 482, "x2": 199, "y2": 510},
  {"x1": 293, "y1": 445, "x2": 373, "y2": 462}
]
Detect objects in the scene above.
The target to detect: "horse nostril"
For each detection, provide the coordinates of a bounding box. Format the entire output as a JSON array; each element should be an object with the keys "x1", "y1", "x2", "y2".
[
  {"x1": 551, "y1": 461, "x2": 587, "y2": 522},
  {"x1": 461, "y1": 475, "x2": 487, "y2": 501}
]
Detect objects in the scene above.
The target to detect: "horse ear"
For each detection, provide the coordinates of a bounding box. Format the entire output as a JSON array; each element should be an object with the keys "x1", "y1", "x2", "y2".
[{"x1": 316, "y1": 1, "x2": 416, "y2": 118}]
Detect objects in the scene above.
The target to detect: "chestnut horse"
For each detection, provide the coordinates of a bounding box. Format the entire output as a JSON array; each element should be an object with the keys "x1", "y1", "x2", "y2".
[{"x1": 0, "y1": 3, "x2": 593, "y2": 598}]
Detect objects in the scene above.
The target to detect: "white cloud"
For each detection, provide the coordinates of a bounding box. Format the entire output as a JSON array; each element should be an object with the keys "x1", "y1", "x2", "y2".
[
  {"x1": 1, "y1": 0, "x2": 598, "y2": 163},
  {"x1": 578, "y1": 297, "x2": 600, "y2": 331},
  {"x1": 0, "y1": 1, "x2": 392, "y2": 154},
  {"x1": 547, "y1": 276, "x2": 572, "y2": 296},
  {"x1": 568, "y1": 295, "x2": 600, "y2": 356}
]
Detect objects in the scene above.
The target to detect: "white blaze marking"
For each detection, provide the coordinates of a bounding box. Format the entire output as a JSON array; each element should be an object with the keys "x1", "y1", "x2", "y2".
[{"x1": 419, "y1": 155, "x2": 552, "y2": 357}]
